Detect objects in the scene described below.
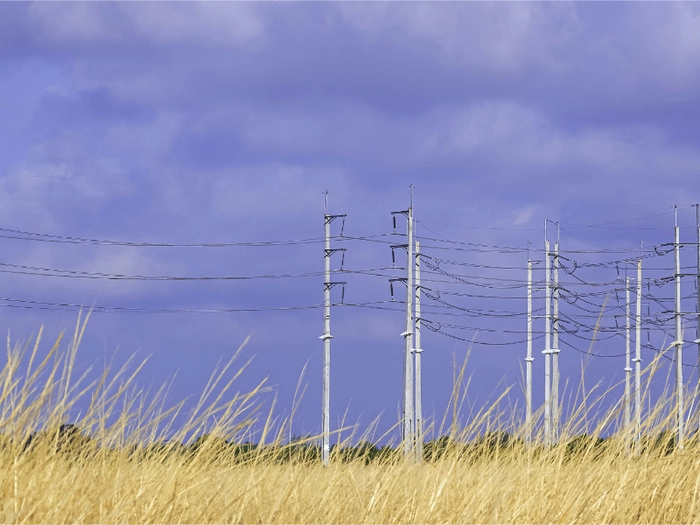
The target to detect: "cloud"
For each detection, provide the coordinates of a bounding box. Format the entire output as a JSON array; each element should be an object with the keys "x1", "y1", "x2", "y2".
[
  {"x1": 1, "y1": 2, "x2": 699, "y2": 440},
  {"x1": 123, "y1": 3, "x2": 265, "y2": 46},
  {"x1": 26, "y1": 2, "x2": 265, "y2": 48},
  {"x1": 338, "y1": 2, "x2": 579, "y2": 72},
  {"x1": 514, "y1": 207, "x2": 536, "y2": 227}
]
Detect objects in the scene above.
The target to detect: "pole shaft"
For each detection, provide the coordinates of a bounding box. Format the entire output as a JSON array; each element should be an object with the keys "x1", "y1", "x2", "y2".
[
  {"x1": 675, "y1": 219, "x2": 684, "y2": 447},
  {"x1": 414, "y1": 240, "x2": 423, "y2": 460},
  {"x1": 322, "y1": 214, "x2": 331, "y2": 465},
  {"x1": 402, "y1": 208, "x2": 415, "y2": 456},
  {"x1": 635, "y1": 259, "x2": 642, "y2": 439},
  {"x1": 552, "y1": 242, "x2": 560, "y2": 442},
  {"x1": 526, "y1": 259, "x2": 533, "y2": 445},
  {"x1": 625, "y1": 276, "x2": 631, "y2": 430},
  {"x1": 696, "y1": 205, "x2": 700, "y2": 392},
  {"x1": 544, "y1": 239, "x2": 551, "y2": 445}
]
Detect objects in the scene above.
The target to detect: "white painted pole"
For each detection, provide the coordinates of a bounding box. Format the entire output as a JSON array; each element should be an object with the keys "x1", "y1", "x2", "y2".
[
  {"x1": 543, "y1": 238, "x2": 551, "y2": 445},
  {"x1": 552, "y1": 241, "x2": 560, "y2": 443},
  {"x1": 696, "y1": 204, "x2": 700, "y2": 392},
  {"x1": 526, "y1": 259, "x2": 534, "y2": 445},
  {"x1": 635, "y1": 258, "x2": 642, "y2": 440},
  {"x1": 624, "y1": 276, "x2": 632, "y2": 430},
  {"x1": 321, "y1": 206, "x2": 332, "y2": 465},
  {"x1": 402, "y1": 206, "x2": 415, "y2": 457},
  {"x1": 696, "y1": 204, "x2": 700, "y2": 435},
  {"x1": 414, "y1": 241, "x2": 423, "y2": 461},
  {"x1": 674, "y1": 207, "x2": 684, "y2": 447}
]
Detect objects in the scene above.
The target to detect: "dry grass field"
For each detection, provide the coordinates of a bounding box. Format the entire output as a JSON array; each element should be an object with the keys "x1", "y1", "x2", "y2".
[{"x1": 2, "y1": 320, "x2": 700, "y2": 524}]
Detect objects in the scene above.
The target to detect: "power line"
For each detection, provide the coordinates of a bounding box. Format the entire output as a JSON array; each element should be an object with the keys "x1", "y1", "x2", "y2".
[
  {"x1": 0, "y1": 226, "x2": 330, "y2": 248},
  {"x1": 0, "y1": 262, "x2": 401, "y2": 282},
  {"x1": 0, "y1": 296, "x2": 329, "y2": 314},
  {"x1": 0, "y1": 225, "x2": 400, "y2": 248}
]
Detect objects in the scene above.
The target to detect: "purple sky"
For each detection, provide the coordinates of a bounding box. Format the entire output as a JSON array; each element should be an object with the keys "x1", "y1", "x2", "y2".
[{"x1": 2, "y1": 2, "x2": 700, "y2": 444}]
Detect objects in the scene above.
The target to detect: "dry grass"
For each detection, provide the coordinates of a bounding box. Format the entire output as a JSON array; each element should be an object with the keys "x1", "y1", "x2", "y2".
[{"x1": 2, "y1": 318, "x2": 700, "y2": 524}]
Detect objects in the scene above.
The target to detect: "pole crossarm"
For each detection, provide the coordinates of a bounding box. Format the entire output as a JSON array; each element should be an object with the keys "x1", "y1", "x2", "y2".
[
  {"x1": 389, "y1": 278, "x2": 408, "y2": 301},
  {"x1": 390, "y1": 244, "x2": 409, "y2": 268},
  {"x1": 324, "y1": 214, "x2": 347, "y2": 224},
  {"x1": 391, "y1": 210, "x2": 410, "y2": 233}
]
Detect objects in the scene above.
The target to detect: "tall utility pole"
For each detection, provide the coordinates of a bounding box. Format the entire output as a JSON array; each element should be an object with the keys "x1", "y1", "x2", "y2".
[
  {"x1": 624, "y1": 275, "x2": 632, "y2": 430},
  {"x1": 403, "y1": 206, "x2": 414, "y2": 457},
  {"x1": 634, "y1": 257, "x2": 642, "y2": 439},
  {"x1": 526, "y1": 258, "x2": 534, "y2": 445},
  {"x1": 674, "y1": 206, "x2": 684, "y2": 447},
  {"x1": 696, "y1": 204, "x2": 700, "y2": 392},
  {"x1": 552, "y1": 240, "x2": 560, "y2": 443},
  {"x1": 321, "y1": 193, "x2": 346, "y2": 465},
  {"x1": 414, "y1": 241, "x2": 423, "y2": 461},
  {"x1": 543, "y1": 237, "x2": 552, "y2": 445},
  {"x1": 392, "y1": 202, "x2": 415, "y2": 457}
]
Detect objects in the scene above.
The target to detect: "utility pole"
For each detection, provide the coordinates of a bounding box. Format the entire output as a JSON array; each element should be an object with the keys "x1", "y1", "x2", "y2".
[
  {"x1": 543, "y1": 235, "x2": 552, "y2": 445},
  {"x1": 634, "y1": 257, "x2": 642, "y2": 440},
  {"x1": 552, "y1": 239, "x2": 560, "y2": 443},
  {"x1": 695, "y1": 203, "x2": 700, "y2": 436},
  {"x1": 392, "y1": 200, "x2": 415, "y2": 457},
  {"x1": 403, "y1": 205, "x2": 414, "y2": 457},
  {"x1": 624, "y1": 275, "x2": 632, "y2": 430},
  {"x1": 321, "y1": 193, "x2": 346, "y2": 465},
  {"x1": 696, "y1": 204, "x2": 700, "y2": 392},
  {"x1": 526, "y1": 258, "x2": 534, "y2": 445},
  {"x1": 414, "y1": 241, "x2": 423, "y2": 461},
  {"x1": 674, "y1": 206, "x2": 684, "y2": 448}
]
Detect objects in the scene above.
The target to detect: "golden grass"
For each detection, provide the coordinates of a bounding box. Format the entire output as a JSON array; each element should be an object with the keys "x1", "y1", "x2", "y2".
[{"x1": 2, "y1": 317, "x2": 700, "y2": 524}]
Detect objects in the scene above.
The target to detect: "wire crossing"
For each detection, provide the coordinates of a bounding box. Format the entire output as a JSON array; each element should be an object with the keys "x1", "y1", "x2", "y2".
[{"x1": 1, "y1": 203, "x2": 700, "y2": 455}]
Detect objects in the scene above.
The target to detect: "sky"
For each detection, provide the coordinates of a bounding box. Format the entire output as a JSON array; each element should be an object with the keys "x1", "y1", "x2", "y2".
[{"x1": 1, "y1": 1, "x2": 700, "y2": 445}]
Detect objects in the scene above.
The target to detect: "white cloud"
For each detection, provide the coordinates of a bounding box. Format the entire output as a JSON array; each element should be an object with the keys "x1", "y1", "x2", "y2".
[
  {"x1": 27, "y1": 2, "x2": 265, "y2": 47},
  {"x1": 123, "y1": 3, "x2": 265, "y2": 46},
  {"x1": 27, "y1": 2, "x2": 111, "y2": 43},
  {"x1": 514, "y1": 206, "x2": 535, "y2": 227},
  {"x1": 338, "y1": 2, "x2": 580, "y2": 71},
  {"x1": 653, "y1": 3, "x2": 700, "y2": 85}
]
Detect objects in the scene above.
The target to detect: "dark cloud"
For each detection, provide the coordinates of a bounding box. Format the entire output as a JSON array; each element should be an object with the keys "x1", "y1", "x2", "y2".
[{"x1": 0, "y1": 2, "x2": 699, "y2": 442}]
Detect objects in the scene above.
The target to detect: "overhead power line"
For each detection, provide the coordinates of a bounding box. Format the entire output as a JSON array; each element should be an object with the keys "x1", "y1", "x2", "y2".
[
  {"x1": 0, "y1": 226, "x2": 332, "y2": 248},
  {"x1": 0, "y1": 296, "x2": 329, "y2": 314},
  {"x1": 0, "y1": 225, "x2": 406, "y2": 249},
  {"x1": 0, "y1": 262, "x2": 400, "y2": 282}
]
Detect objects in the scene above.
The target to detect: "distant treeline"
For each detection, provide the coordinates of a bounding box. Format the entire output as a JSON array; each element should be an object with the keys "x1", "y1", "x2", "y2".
[{"x1": 0, "y1": 424, "x2": 687, "y2": 464}]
